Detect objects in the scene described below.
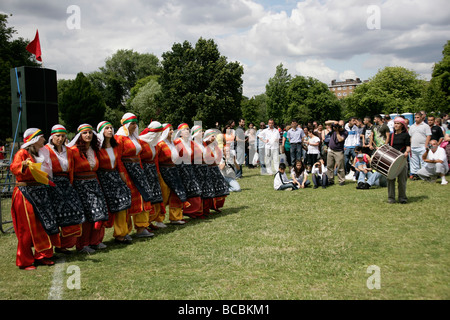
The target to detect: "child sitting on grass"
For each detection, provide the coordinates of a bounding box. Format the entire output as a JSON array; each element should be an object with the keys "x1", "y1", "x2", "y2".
[
  {"x1": 353, "y1": 146, "x2": 373, "y2": 189},
  {"x1": 274, "y1": 163, "x2": 298, "y2": 191}
]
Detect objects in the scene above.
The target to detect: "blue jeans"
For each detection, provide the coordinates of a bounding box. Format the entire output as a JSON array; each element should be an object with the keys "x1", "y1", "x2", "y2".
[
  {"x1": 312, "y1": 174, "x2": 328, "y2": 188},
  {"x1": 410, "y1": 147, "x2": 426, "y2": 175},
  {"x1": 277, "y1": 182, "x2": 298, "y2": 190},
  {"x1": 357, "y1": 171, "x2": 372, "y2": 183},
  {"x1": 344, "y1": 147, "x2": 356, "y2": 174},
  {"x1": 290, "y1": 143, "x2": 302, "y2": 164},
  {"x1": 223, "y1": 176, "x2": 241, "y2": 192},
  {"x1": 367, "y1": 171, "x2": 382, "y2": 186}
]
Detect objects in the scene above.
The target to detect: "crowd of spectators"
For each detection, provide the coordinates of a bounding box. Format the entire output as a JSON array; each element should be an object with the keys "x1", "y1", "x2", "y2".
[{"x1": 216, "y1": 111, "x2": 450, "y2": 197}]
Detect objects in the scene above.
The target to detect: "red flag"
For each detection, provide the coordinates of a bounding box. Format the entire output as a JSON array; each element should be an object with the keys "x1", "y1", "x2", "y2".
[{"x1": 26, "y1": 29, "x2": 42, "y2": 62}]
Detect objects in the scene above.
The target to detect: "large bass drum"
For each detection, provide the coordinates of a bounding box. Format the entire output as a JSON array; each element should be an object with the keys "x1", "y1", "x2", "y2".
[{"x1": 371, "y1": 144, "x2": 407, "y2": 179}]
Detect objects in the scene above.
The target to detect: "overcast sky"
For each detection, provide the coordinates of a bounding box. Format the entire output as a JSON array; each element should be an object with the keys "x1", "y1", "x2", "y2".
[{"x1": 2, "y1": 0, "x2": 449, "y2": 97}]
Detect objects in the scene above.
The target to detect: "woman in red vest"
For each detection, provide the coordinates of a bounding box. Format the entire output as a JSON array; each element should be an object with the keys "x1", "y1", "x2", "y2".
[
  {"x1": 96, "y1": 121, "x2": 132, "y2": 244},
  {"x1": 173, "y1": 123, "x2": 203, "y2": 219},
  {"x1": 10, "y1": 128, "x2": 60, "y2": 270},
  {"x1": 45, "y1": 125, "x2": 85, "y2": 254},
  {"x1": 156, "y1": 124, "x2": 189, "y2": 225},
  {"x1": 115, "y1": 113, "x2": 154, "y2": 238},
  {"x1": 67, "y1": 124, "x2": 109, "y2": 253},
  {"x1": 203, "y1": 129, "x2": 229, "y2": 213},
  {"x1": 138, "y1": 121, "x2": 165, "y2": 230}
]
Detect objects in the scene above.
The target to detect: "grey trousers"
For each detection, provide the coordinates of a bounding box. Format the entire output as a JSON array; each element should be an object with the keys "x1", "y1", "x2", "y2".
[
  {"x1": 326, "y1": 149, "x2": 345, "y2": 183},
  {"x1": 387, "y1": 163, "x2": 408, "y2": 203}
]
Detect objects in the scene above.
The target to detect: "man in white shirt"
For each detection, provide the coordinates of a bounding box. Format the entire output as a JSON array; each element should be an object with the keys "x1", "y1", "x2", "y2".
[
  {"x1": 417, "y1": 140, "x2": 448, "y2": 185},
  {"x1": 409, "y1": 112, "x2": 432, "y2": 179},
  {"x1": 257, "y1": 119, "x2": 280, "y2": 175},
  {"x1": 344, "y1": 117, "x2": 359, "y2": 175}
]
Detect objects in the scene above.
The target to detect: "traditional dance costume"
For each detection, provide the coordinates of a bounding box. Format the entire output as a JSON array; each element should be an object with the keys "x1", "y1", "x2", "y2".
[
  {"x1": 174, "y1": 123, "x2": 203, "y2": 218},
  {"x1": 156, "y1": 124, "x2": 188, "y2": 224},
  {"x1": 45, "y1": 125, "x2": 85, "y2": 251},
  {"x1": 191, "y1": 126, "x2": 216, "y2": 217},
  {"x1": 10, "y1": 128, "x2": 60, "y2": 269},
  {"x1": 203, "y1": 129, "x2": 229, "y2": 213},
  {"x1": 96, "y1": 121, "x2": 132, "y2": 240},
  {"x1": 139, "y1": 121, "x2": 165, "y2": 227},
  {"x1": 68, "y1": 124, "x2": 109, "y2": 252},
  {"x1": 115, "y1": 113, "x2": 153, "y2": 234}
]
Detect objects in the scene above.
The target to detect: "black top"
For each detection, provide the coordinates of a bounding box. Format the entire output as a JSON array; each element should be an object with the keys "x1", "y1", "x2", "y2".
[
  {"x1": 430, "y1": 125, "x2": 444, "y2": 142},
  {"x1": 390, "y1": 131, "x2": 410, "y2": 152},
  {"x1": 329, "y1": 130, "x2": 348, "y2": 152}
]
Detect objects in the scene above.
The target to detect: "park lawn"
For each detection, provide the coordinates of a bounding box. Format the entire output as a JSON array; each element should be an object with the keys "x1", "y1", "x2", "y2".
[{"x1": 0, "y1": 167, "x2": 449, "y2": 300}]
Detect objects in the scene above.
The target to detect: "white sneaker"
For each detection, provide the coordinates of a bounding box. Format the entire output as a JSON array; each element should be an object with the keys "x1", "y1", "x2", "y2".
[
  {"x1": 441, "y1": 180, "x2": 448, "y2": 185},
  {"x1": 155, "y1": 222, "x2": 167, "y2": 228},
  {"x1": 171, "y1": 220, "x2": 186, "y2": 225}
]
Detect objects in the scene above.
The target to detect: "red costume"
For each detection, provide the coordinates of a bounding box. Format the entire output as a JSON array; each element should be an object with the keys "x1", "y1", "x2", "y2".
[{"x1": 10, "y1": 149, "x2": 60, "y2": 269}]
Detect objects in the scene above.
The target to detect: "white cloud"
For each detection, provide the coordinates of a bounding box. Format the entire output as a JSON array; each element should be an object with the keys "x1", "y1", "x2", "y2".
[{"x1": 2, "y1": 0, "x2": 448, "y2": 99}]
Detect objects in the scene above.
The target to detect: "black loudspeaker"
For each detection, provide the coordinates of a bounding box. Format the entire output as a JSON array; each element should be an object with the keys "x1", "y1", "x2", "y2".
[{"x1": 10, "y1": 66, "x2": 59, "y2": 142}]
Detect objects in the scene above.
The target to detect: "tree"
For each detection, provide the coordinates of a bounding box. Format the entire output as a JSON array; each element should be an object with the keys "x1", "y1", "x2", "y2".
[
  {"x1": 240, "y1": 93, "x2": 268, "y2": 127},
  {"x1": 285, "y1": 76, "x2": 341, "y2": 125},
  {"x1": 59, "y1": 72, "x2": 106, "y2": 132},
  {"x1": 87, "y1": 49, "x2": 161, "y2": 111},
  {"x1": 0, "y1": 13, "x2": 39, "y2": 140},
  {"x1": 156, "y1": 38, "x2": 244, "y2": 128},
  {"x1": 265, "y1": 63, "x2": 291, "y2": 125},
  {"x1": 343, "y1": 66, "x2": 426, "y2": 119},
  {"x1": 128, "y1": 76, "x2": 162, "y2": 129},
  {"x1": 424, "y1": 40, "x2": 450, "y2": 113}
]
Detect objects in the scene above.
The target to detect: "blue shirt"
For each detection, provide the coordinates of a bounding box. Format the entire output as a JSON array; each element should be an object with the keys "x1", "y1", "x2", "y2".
[{"x1": 286, "y1": 127, "x2": 305, "y2": 144}]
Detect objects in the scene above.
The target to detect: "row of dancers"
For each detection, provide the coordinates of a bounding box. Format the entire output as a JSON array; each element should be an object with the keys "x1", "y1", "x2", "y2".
[{"x1": 10, "y1": 113, "x2": 229, "y2": 270}]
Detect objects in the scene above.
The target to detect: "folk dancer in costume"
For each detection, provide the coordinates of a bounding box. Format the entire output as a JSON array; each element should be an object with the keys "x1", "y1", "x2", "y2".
[
  {"x1": 203, "y1": 129, "x2": 230, "y2": 213},
  {"x1": 96, "y1": 121, "x2": 132, "y2": 244},
  {"x1": 191, "y1": 125, "x2": 216, "y2": 217},
  {"x1": 174, "y1": 123, "x2": 203, "y2": 219},
  {"x1": 45, "y1": 125, "x2": 85, "y2": 254},
  {"x1": 115, "y1": 113, "x2": 155, "y2": 238},
  {"x1": 138, "y1": 121, "x2": 165, "y2": 230},
  {"x1": 67, "y1": 124, "x2": 109, "y2": 253},
  {"x1": 10, "y1": 128, "x2": 60, "y2": 270},
  {"x1": 156, "y1": 124, "x2": 189, "y2": 225}
]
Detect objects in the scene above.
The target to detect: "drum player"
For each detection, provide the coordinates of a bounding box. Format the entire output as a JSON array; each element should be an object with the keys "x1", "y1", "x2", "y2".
[{"x1": 386, "y1": 117, "x2": 411, "y2": 204}]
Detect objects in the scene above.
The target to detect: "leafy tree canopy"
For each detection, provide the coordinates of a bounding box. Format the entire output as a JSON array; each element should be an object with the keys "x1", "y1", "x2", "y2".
[
  {"x1": 59, "y1": 72, "x2": 106, "y2": 132},
  {"x1": 156, "y1": 38, "x2": 244, "y2": 128}
]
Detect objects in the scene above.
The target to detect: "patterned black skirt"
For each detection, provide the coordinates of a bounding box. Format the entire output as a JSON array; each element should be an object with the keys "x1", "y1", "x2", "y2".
[
  {"x1": 193, "y1": 164, "x2": 215, "y2": 199},
  {"x1": 49, "y1": 175, "x2": 86, "y2": 227},
  {"x1": 123, "y1": 162, "x2": 153, "y2": 203},
  {"x1": 73, "y1": 178, "x2": 109, "y2": 223},
  {"x1": 97, "y1": 170, "x2": 132, "y2": 213},
  {"x1": 19, "y1": 185, "x2": 60, "y2": 235},
  {"x1": 159, "y1": 166, "x2": 187, "y2": 203},
  {"x1": 177, "y1": 164, "x2": 202, "y2": 199},
  {"x1": 208, "y1": 165, "x2": 230, "y2": 198},
  {"x1": 141, "y1": 163, "x2": 163, "y2": 204}
]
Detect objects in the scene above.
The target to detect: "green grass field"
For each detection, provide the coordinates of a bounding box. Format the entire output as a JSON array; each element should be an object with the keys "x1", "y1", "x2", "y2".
[{"x1": 0, "y1": 167, "x2": 449, "y2": 300}]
